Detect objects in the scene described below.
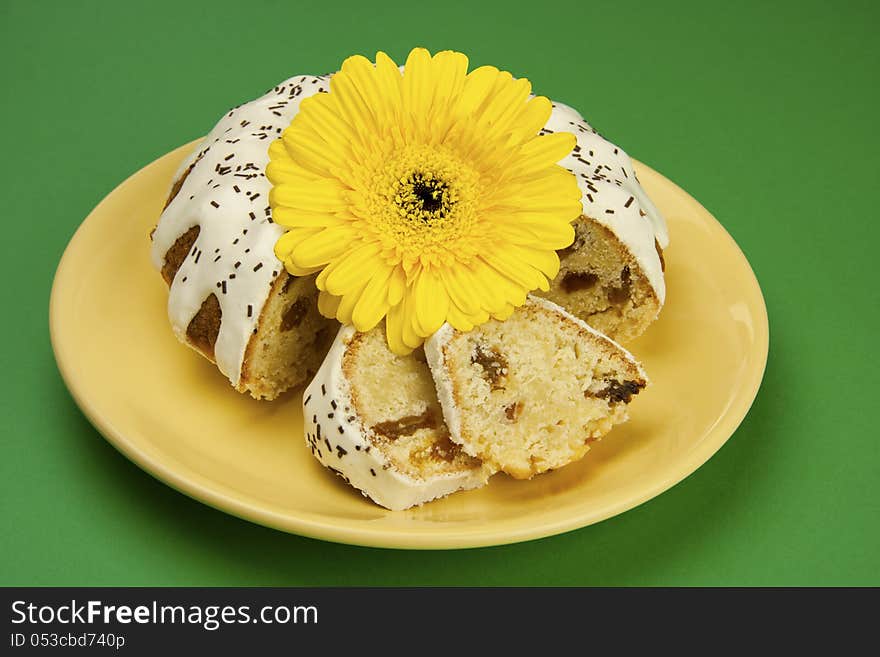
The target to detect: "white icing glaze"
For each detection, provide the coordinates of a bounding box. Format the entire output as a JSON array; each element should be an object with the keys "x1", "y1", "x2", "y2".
[
  {"x1": 424, "y1": 296, "x2": 648, "y2": 456},
  {"x1": 423, "y1": 323, "x2": 463, "y2": 450},
  {"x1": 544, "y1": 101, "x2": 668, "y2": 305},
  {"x1": 303, "y1": 325, "x2": 490, "y2": 511},
  {"x1": 151, "y1": 75, "x2": 330, "y2": 386}
]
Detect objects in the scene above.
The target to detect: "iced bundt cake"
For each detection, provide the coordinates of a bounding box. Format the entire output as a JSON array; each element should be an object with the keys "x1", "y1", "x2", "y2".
[
  {"x1": 152, "y1": 71, "x2": 666, "y2": 399},
  {"x1": 304, "y1": 325, "x2": 489, "y2": 510},
  {"x1": 149, "y1": 50, "x2": 668, "y2": 510},
  {"x1": 151, "y1": 76, "x2": 338, "y2": 399},
  {"x1": 532, "y1": 102, "x2": 668, "y2": 343},
  {"x1": 425, "y1": 296, "x2": 647, "y2": 479}
]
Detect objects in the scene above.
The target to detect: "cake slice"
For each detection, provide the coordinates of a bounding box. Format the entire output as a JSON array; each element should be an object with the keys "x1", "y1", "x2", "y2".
[
  {"x1": 532, "y1": 100, "x2": 667, "y2": 344},
  {"x1": 425, "y1": 296, "x2": 647, "y2": 479},
  {"x1": 536, "y1": 215, "x2": 663, "y2": 344},
  {"x1": 151, "y1": 75, "x2": 338, "y2": 400},
  {"x1": 303, "y1": 325, "x2": 490, "y2": 511}
]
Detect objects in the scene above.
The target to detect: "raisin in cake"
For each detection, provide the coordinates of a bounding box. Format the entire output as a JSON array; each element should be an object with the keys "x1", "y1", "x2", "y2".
[
  {"x1": 425, "y1": 296, "x2": 647, "y2": 479},
  {"x1": 304, "y1": 325, "x2": 490, "y2": 511},
  {"x1": 151, "y1": 76, "x2": 338, "y2": 400},
  {"x1": 533, "y1": 102, "x2": 668, "y2": 344}
]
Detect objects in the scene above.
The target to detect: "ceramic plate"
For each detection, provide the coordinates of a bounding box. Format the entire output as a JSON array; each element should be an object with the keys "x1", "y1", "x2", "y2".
[{"x1": 50, "y1": 141, "x2": 768, "y2": 549}]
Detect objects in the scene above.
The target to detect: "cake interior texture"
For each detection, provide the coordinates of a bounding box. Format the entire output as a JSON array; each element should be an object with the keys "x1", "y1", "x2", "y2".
[
  {"x1": 342, "y1": 328, "x2": 482, "y2": 481},
  {"x1": 438, "y1": 301, "x2": 646, "y2": 479},
  {"x1": 536, "y1": 216, "x2": 662, "y2": 344},
  {"x1": 156, "y1": 165, "x2": 335, "y2": 400},
  {"x1": 240, "y1": 271, "x2": 336, "y2": 400}
]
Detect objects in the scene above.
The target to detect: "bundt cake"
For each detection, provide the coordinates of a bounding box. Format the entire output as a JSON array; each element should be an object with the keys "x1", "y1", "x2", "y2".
[
  {"x1": 425, "y1": 296, "x2": 647, "y2": 479},
  {"x1": 304, "y1": 325, "x2": 489, "y2": 510},
  {"x1": 151, "y1": 75, "x2": 666, "y2": 400},
  {"x1": 150, "y1": 76, "x2": 338, "y2": 400}
]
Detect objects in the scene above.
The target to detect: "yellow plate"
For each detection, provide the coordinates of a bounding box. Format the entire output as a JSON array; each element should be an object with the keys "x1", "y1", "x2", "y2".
[{"x1": 50, "y1": 141, "x2": 768, "y2": 549}]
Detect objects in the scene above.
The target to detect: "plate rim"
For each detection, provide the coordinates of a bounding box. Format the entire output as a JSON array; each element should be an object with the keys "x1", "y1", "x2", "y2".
[{"x1": 49, "y1": 142, "x2": 769, "y2": 549}]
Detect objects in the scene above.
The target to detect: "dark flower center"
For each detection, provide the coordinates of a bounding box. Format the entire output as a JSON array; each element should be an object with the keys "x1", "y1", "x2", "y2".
[
  {"x1": 397, "y1": 172, "x2": 450, "y2": 223},
  {"x1": 412, "y1": 178, "x2": 445, "y2": 213}
]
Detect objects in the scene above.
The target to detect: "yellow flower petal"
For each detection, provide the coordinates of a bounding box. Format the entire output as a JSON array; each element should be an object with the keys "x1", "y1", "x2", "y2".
[
  {"x1": 385, "y1": 301, "x2": 412, "y2": 356},
  {"x1": 330, "y1": 56, "x2": 380, "y2": 132},
  {"x1": 402, "y1": 48, "x2": 434, "y2": 122},
  {"x1": 281, "y1": 128, "x2": 343, "y2": 177},
  {"x1": 492, "y1": 302, "x2": 516, "y2": 322},
  {"x1": 475, "y1": 76, "x2": 532, "y2": 140},
  {"x1": 399, "y1": 293, "x2": 423, "y2": 349},
  {"x1": 472, "y1": 258, "x2": 529, "y2": 308},
  {"x1": 446, "y1": 303, "x2": 475, "y2": 332},
  {"x1": 507, "y1": 95, "x2": 553, "y2": 143},
  {"x1": 506, "y1": 244, "x2": 561, "y2": 280},
  {"x1": 430, "y1": 50, "x2": 469, "y2": 115},
  {"x1": 284, "y1": 128, "x2": 348, "y2": 174},
  {"x1": 322, "y1": 241, "x2": 381, "y2": 295},
  {"x1": 511, "y1": 132, "x2": 577, "y2": 176},
  {"x1": 386, "y1": 265, "x2": 407, "y2": 306},
  {"x1": 266, "y1": 140, "x2": 295, "y2": 183},
  {"x1": 291, "y1": 227, "x2": 355, "y2": 269},
  {"x1": 456, "y1": 65, "x2": 499, "y2": 120},
  {"x1": 293, "y1": 97, "x2": 357, "y2": 147},
  {"x1": 275, "y1": 230, "x2": 323, "y2": 276},
  {"x1": 334, "y1": 277, "x2": 369, "y2": 325},
  {"x1": 482, "y1": 251, "x2": 544, "y2": 291},
  {"x1": 351, "y1": 266, "x2": 393, "y2": 332},
  {"x1": 487, "y1": 212, "x2": 575, "y2": 250},
  {"x1": 270, "y1": 179, "x2": 348, "y2": 213},
  {"x1": 274, "y1": 230, "x2": 300, "y2": 261},
  {"x1": 374, "y1": 51, "x2": 403, "y2": 122},
  {"x1": 439, "y1": 266, "x2": 481, "y2": 316},
  {"x1": 317, "y1": 290, "x2": 341, "y2": 318},
  {"x1": 486, "y1": 221, "x2": 567, "y2": 249},
  {"x1": 272, "y1": 206, "x2": 351, "y2": 229},
  {"x1": 409, "y1": 269, "x2": 448, "y2": 336}
]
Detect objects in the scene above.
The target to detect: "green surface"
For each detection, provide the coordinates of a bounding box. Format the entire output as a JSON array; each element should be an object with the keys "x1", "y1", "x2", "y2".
[{"x1": 1, "y1": 0, "x2": 878, "y2": 586}]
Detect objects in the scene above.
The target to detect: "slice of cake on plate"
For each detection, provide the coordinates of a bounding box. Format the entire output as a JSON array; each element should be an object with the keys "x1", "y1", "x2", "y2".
[
  {"x1": 425, "y1": 296, "x2": 647, "y2": 479},
  {"x1": 303, "y1": 325, "x2": 490, "y2": 511}
]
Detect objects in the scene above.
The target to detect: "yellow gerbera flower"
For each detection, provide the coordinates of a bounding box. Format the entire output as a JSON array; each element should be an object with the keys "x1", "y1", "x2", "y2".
[{"x1": 268, "y1": 47, "x2": 581, "y2": 354}]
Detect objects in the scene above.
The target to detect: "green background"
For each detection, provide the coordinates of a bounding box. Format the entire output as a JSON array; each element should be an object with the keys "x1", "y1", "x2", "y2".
[{"x1": 2, "y1": 0, "x2": 877, "y2": 586}]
